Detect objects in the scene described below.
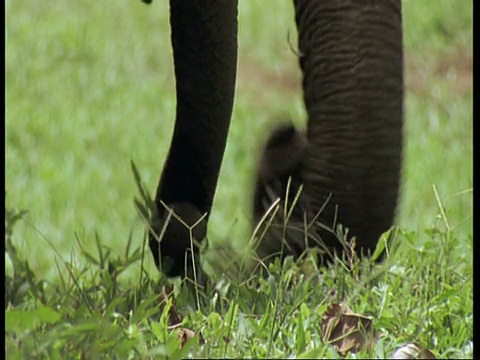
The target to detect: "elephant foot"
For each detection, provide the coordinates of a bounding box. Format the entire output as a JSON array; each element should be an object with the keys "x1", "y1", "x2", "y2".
[
  {"x1": 253, "y1": 122, "x2": 312, "y2": 263},
  {"x1": 252, "y1": 122, "x2": 351, "y2": 267},
  {"x1": 149, "y1": 202, "x2": 207, "y2": 285}
]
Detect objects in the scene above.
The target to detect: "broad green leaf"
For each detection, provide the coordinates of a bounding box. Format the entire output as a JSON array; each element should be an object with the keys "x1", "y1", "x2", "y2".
[
  {"x1": 296, "y1": 345, "x2": 328, "y2": 359},
  {"x1": 6, "y1": 305, "x2": 61, "y2": 333},
  {"x1": 296, "y1": 306, "x2": 306, "y2": 354}
]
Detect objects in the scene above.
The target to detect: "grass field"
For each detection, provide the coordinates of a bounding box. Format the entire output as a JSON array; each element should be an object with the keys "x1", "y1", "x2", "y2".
[{"x1": 6, "y1": 0, "x2": 472, "y2": 358}]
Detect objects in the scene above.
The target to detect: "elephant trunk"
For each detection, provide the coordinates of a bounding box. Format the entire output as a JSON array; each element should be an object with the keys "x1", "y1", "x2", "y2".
[
  {"x1": 294, "y1": 0, "x2": 404, "y2": 255},
  {"x1": 150, "y1": 1, "x2": 238, "y2": 278},
  {"x1": 157, "y1": 1, "x2": 238, "y2": 215}
]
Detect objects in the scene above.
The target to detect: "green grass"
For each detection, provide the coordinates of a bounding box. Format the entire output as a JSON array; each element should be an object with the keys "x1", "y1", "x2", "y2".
[
  {"x1": 6, "y1": 0, "x2": 472, "y2": 358},
  {"x1": 5, "y1": 208, "x2": 473, "y2": 358}
]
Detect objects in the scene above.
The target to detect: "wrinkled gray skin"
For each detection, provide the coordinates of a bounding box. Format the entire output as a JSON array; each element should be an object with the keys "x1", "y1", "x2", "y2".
[
  {"x1": 254, "y1": 0, "x2": 404, "y2": 265},
  {"x1": 149, "y1": 0, "x2": 404, "y2": 281}
]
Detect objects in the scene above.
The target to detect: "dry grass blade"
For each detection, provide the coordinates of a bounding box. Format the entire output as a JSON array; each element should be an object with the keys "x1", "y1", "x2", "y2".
[{"x1": 158, "y1": 286, "x2": 183, "y2": 328}]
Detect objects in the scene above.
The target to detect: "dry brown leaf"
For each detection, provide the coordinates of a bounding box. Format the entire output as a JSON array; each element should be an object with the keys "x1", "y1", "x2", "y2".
[
  {"x1": 157, "y1": 287, "x2": 205, "y2": 349},
  {"x1": 176, "y1": 328, "x2": 196, "y2": 348},
  {"x1": 177, "y1": 327, "x2": 205, "y2": 348},
  {"x1": 392, "y1": 342, "x2": 436, "y2": 359},
  {"x1": 320, "y1": 303, "x2": 379, "y2": 355}
]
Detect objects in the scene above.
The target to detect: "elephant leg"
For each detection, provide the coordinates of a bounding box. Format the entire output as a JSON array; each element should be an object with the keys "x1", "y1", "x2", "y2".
[
  {"x1": 253, "y1": 122, "x2": 312, "y2": 261},
  {"x1": 254, "y1": 0, "x2": 404, "y2": 265},
  {"x1": 295, "y1": 0, "x2": 404, "y2": 259},
  {"x1": 149, "y1": 1, "x2": 238, "y2": 279}
]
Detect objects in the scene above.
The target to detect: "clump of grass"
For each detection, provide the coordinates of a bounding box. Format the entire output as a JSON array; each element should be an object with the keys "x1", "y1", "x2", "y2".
[{"x1": 5, "y1": 183, "x2": 473, "y2": 358}]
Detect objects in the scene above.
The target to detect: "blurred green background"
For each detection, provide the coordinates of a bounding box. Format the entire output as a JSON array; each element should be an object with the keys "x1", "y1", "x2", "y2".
[{"x1": 6, "y1": 0, "x2": 472, "y2": 278}]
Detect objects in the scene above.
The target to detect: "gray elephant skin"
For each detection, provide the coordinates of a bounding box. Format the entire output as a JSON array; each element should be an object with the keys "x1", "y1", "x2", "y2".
[
  {"x1": 147, "y1": 0, "x2": 404, "y2": 279},
  {"x1": 254, "y1": 0, "x2": 404, "y2": 264}
]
